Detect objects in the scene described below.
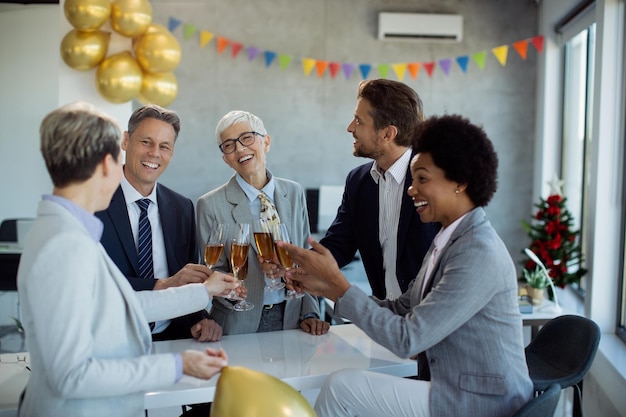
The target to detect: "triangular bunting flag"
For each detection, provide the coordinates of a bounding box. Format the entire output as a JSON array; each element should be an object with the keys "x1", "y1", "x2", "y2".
[
  {"x1": 316, "y1": 61, "x2": 328, "y2": 78},
  {"x1": 439, "y1": 58, "x2": 452, "y2": 76},
  {"x1": 302, "y1": 58, "x2": 316, "y2": 76},
  {"x1": 492, "y1": 45, "x2": 509, "y2": 66},
  {"x1": 423, "y1": 62, "x2": 435, "y2": 77},
  {"x1": 264, "y1": 51, "x2": 277, "y2": 67},
  {"x1": 231, "y1": 42, "x2": 243, "y2": 58},
  {"x1": 531, "y1": 35, "x2": 544, "y2": 53},
  {"x1": 168, "y1": 17, "x2": 182, "y2": 32},
  {"x1": 183, "y1": 23, "x2": 197, "y2": 40},
  {"x1": 278, "y1": 54, "x2": 292, "y2": 70},
  {"x1": 472, "y1": 51, "x2": 487, "y2": 70},
  {"x1": 247, "y1": 46, "x2": 260, "y2": 61},
  {"x1": 329, "y1": 62, "x2": 341, "y2": 79},
  {"x1": 200, "y1": 31, "x2": 214, "y2": 47},
  {"x1": 377, "y1": 64, "x2": 390, "y2": 79},
  {"x1": 392, "y1": 63, "x2": 407, "y2": 81},
  {"x1": 513, "y1": 40, "x2": 528, "y2": 60},
  {"x1": 216, "y1": 37, "x2": 229, "y2": 54},
  {"x1": 359, "y1": 64, "x2": 372, "y2": 79},
  {"x1": 407, "y1": 62, "x2": 420, "y2": 79},
  {"x1": 342, "y1": 63, "x2": 355, "y2": 80},
  {"x1": 456, "y1": 56, "x2": 469, "y2": 73}
]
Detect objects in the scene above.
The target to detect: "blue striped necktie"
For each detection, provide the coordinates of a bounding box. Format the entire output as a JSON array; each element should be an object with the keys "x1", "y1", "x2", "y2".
[{"x1": 136, "y1": 199, "x2": 154, "y2": 280}]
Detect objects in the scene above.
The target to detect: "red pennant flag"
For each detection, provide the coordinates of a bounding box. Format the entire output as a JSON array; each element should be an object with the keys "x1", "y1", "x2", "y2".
[
  {"x1": 423, "y1": 62, "x2": 435, "y2": 77},
  {"x1": 315, "y1": 61, "x2": 328, "y2": 78},
  {"x1": 513, "y1": 40, "x2": 529, "y2": 60},
  {"x1": 329, "y1": 62, "x2": 341, "y2": 79},
  {"x1": 531, "y1": 35, "x2": 544, "y2": 53},
  {"x1": 231, "y1": 42, "x2": 243, "y2": 58},
  {"x1": 216, "y1": 37, "x2": 229, "y2": 54},
  {"x1": 407, "y1": 62, "x2": 420, "y2": 79}
]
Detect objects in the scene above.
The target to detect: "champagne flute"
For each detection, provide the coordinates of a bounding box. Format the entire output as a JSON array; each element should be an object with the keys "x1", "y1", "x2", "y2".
[
  {"x1": 204, "y1": 224, "x2": 228, "y2": 270},
  {"x1": 230, "y1": 223, "x2": 254, "y2": 311},
  {"x1": 254, "y1": 219, "x2": 285, "y2": 291},
  {"x1": 273, "y1": 223, "x2": 304, "y2": 300}
]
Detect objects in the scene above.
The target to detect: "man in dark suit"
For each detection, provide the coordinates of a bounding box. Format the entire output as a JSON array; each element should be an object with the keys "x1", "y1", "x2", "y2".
[
  {"x1": 319, "y1": 79, "x2": 440, "y2": 300},
  {"x1": 96, "y1": 104, "x2": 222, "y2": 343}
]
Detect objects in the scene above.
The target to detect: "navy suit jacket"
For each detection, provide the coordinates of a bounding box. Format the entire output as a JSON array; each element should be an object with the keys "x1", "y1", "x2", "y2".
[
  {"x1": 320, "y1": 158, "x2": 440, "y2": 299},
  {"x1": 95, "y1": 184, "x2": 206, "y2": 340}
]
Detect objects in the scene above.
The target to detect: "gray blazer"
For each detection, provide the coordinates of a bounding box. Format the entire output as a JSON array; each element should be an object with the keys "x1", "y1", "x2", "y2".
[
  {"x1": 17, "y1": 200, "x2": 212, "y2": 417},
  {"x1": 196, "y1": 175, "x2": 319, "y2": 335},
  {"x1": 336, "y1": 207, "x2": 533, "y2": 417}
]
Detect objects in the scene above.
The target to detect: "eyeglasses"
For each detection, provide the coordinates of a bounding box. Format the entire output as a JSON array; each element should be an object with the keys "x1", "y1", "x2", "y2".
[{"x1": 219, "y1": 131, "x2": 263, "y2": 154}]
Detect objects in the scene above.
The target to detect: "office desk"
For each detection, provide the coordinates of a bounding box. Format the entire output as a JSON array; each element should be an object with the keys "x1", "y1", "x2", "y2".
[
  {"x1": 521, "y1": 299, "x2": 578, "y2": 339},
  {"x1": 145, "y1": 323, "x2": 416, "y2": 410}
]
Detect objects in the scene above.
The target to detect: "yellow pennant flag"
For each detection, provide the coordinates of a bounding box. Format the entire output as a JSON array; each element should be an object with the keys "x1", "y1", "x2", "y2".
[
  {"x1": 492, "y1": 45, "x2": 509, "y2": 67},
  {"x1": 392, "y1": 63, "x2": 407, "y2": 81},
  {"x1": 302, "y1": 58, "x2": 316, "y2": 76},
  {"x1": 200, "y1": 31, "x2": 214, "y2": 47}
]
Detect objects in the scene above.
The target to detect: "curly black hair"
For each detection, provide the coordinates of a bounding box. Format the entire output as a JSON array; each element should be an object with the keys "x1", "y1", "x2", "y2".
[{"x1": 412, "y1": 114, "x2": 498, "y2": 207}]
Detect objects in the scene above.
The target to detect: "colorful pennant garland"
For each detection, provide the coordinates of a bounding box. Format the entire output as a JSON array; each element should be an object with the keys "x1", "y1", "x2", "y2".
[{"x1": 167, "y1": 16, "x2": 543, "y2": 80}]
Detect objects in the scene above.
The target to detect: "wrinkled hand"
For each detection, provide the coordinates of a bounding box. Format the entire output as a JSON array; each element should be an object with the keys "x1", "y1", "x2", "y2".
[
  {"x1": 191, "y1": 318, "x2": 223, "y2": 342},
  {"x1": 181, "y1": 348, "x2": 228, "y2": 379},
  {"x1": 257, "y1": 253, "x2": 283, "y2": 279},
  {"x1": 204, "y1": 271, "x2": 240, "y2": 297},
  {"x1": 154, "y1": 264, "x2": 211, "y2": 290},
  {"x1": 277, "y1": 238, "x2": 350, "y2": 301},
  {"x1": 300, "y1": 318, "x2": 330, "y2": 335}
]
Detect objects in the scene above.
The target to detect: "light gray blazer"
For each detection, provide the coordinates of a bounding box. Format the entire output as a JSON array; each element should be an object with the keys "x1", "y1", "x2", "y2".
[
  {"x1": 196, "y1": 175, "x2": 319, "y2": 334},
  {"x1": 17, "y1": 200, "x2": 212, "y2": 417},
  {"x1": 336, "y1": 207, "x2": 533, "y2": 417}
]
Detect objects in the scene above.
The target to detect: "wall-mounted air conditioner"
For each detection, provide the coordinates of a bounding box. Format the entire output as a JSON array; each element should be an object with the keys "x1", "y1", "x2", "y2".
[{"x1": 378, "y1": 12, "x2": 463, "y2": 42}]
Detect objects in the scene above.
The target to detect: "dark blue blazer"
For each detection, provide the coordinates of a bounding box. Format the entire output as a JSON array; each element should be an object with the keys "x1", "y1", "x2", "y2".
[
  {"x1": 320, "y1": 159, "x2": 440, "y2": 299},
  {"x1": 95, "y1": 184, "x2": 206, "y2": 340}
]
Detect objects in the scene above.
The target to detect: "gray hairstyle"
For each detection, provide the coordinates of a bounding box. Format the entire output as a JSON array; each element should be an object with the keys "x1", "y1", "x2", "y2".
[
  {"x1": 215, "y1": 110, "x2": 267, "y2": 145},
  {"x1": 40, "y1": 101, "x2": 122, "y2": 188}
]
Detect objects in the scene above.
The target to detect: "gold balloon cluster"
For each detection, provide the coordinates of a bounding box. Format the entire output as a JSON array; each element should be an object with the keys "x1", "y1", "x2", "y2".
[
  {"x1": 211, "y1": 366, "x2": 317, "y2": 417},
  {"x1": 60, "y1": 0, "x2": 181, "y2": 106}
]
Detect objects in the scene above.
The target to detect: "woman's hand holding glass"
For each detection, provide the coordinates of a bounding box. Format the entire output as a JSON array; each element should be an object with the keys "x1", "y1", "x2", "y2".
[
  {"x1": 228, "y1": 223, "x2": 254, "y2": 311},
  {"x1": 203, "y1": 270, "x2": 240, "y2": 298}
]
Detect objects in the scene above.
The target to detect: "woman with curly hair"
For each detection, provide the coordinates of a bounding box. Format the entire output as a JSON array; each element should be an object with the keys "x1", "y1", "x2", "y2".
[{"x1": 279, "y1": 114, "x2": 533, "y2": 417}]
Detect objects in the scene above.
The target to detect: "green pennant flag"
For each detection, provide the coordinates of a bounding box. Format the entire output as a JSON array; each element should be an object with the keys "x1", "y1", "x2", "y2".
[
  {"x1": 472, "y1": 51, "x2": 487, "y2": 70},
  {"x1": 183, "y1": 23, "x2": 197, "y2": 40},
  {"x1": 377, "y1": 64, "x2": 391, "y2": 79},
  {"x1": 278, "y1": 54, "x2": 293, "y2": 70}
]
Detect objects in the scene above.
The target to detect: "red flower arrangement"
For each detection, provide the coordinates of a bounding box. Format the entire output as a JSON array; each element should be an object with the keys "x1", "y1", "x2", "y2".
[{"x1": 521, "y1": 193, "x2": 586, "y2": 288}]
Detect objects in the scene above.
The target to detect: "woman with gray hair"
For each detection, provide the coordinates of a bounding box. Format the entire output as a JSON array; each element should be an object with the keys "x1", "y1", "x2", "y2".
[{"x1": 17, "y1": 102, "x2": 239, "y2": 417}]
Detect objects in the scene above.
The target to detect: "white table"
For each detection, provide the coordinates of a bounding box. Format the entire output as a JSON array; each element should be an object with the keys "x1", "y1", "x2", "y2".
[
  {"x1": 520, "y1": 298, "x2": 578, "y2": 339},
  {"x1": 145, "y1": 323, "x2": 416, "y2": 410}
]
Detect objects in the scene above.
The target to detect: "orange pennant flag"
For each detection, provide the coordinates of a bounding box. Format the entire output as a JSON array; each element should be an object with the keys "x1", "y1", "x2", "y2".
[
  {"x1": 316, "y1": 61, "x2": 329, "y2": 78},
  {"x1": 329, "y1": 62, "x2": 341, "y2": 79},
  {"x1": 302, "y1": 58, "x2": 316, "y2": 76},
  {"x1": 492, "y1": 45, "x2": 509, "y2": 66},
  {"x1": 407, "y1": 62, "x2": 420, "y2": 79},
  {"x1": 200, "y1": 31, "x2": 214, "y2": 47},
  {"x1": 513, "y1": 40, "x2": 528, "y2": 60},
  {"x1": 392, "y1": 63, "x2": 407, "y2": 81},
  {"x1": 231, "y1": 42, "x2": 243, "y2": 58},
  {"x1": 216, "y1": 37, "x2": 229, "y2": 54}
]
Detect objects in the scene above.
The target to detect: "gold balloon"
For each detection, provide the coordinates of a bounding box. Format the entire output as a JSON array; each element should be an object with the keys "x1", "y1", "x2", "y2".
[
  {"x1": 211, "y1": 366, "x2": 317, "y2": 417},
  {"x1": 131, "y1": 23, "x2": 168, "y2": 49},
  {"x1": 64, "y1": 0, "x2": 111, "y2": 31},
  {"x1": 110, "y1": 0, "x2": 153, "y2": 38},
  {"x1": 60, "y1": 29, "x2": 110, "y2": 71},
  {"x1": 133, "y1": 29, "x2": 181, "y2": 73},
  {"x1": 95, "y1": 51, "x2": 143, "y2": 103},
  {"x1": 137, "y1": 71, "x2": 178, "y2": 107}
]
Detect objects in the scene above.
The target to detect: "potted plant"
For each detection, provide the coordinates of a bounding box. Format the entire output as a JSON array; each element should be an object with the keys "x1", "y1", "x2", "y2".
[{"x1": 523, "y1": 266, "x2": 549, "y2": 305}]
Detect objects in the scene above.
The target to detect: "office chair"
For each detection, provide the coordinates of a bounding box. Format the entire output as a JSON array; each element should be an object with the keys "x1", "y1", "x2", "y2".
[
  {"x1": 0, "y1": 219, "x2": 18, "y2": 242},
  {"x1": 525, "y1": 315, "x2": 601, "y2": 417},
  {"x1": 512, "y1": 383, "x2": 561, "y2": 417}
]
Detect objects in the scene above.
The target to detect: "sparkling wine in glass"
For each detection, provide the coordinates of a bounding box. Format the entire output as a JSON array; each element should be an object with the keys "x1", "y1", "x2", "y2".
[
  {"x1": 254, "y1": 219, "x2": 284, "y2": 291},
  {"x1": 204, "y1": 224, "x2": 228, "y2": 269},
  {"x1": 273, "y1": 223, "x2": 304, "y2": 300},
  {"x1": 230, "y1": 223, "x2": 254, "y2": 311}
]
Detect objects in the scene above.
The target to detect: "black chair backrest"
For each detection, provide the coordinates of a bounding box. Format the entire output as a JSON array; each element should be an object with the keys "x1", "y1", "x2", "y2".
[
  {"x1": 512, "y1": 383, "x2": 561, "y2": 417},
  {"x1": 0, "y1": 219, "x2": 18, "y2": 242}
]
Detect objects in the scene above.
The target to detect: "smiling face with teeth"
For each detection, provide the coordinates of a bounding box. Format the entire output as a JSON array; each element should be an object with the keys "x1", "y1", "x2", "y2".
[
  {"x1": 122, "y1": 117, "x2": 175, "y2": 196},
  {"x1": 220, "y1": 122, "x2": 271, "y2": 190}
]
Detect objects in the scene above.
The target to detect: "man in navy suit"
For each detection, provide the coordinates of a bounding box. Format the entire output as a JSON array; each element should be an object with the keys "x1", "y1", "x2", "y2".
[
  {"x1": 96, "y1": 104, "x2": 222, "y2": 343},
  {"x1": 319, "y1": 79, "x2": 439, "y2": 300}
]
